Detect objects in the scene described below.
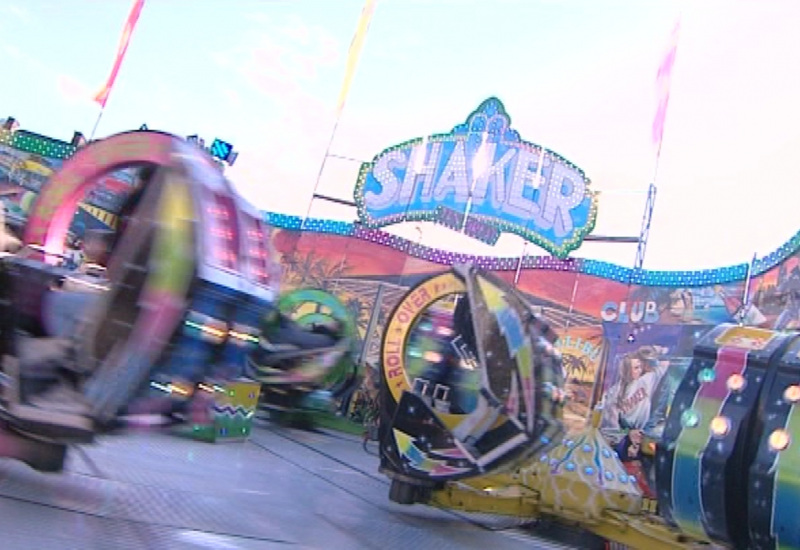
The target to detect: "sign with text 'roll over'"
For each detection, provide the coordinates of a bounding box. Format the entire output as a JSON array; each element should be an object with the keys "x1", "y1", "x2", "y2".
[{"x1": 353, "y1": 98, "x2": 599, "y2": 258}]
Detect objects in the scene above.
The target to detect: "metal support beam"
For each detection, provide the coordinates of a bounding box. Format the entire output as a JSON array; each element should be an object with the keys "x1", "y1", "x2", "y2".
[
  {"x1": 618, "y1": 182, "x2": 658, "y2": 345},
  {"x1": 633, "y1": 183, "x2": 657, "y2": 272},
  {"x1": 583, "y1": 235, "x2": 640, "y2": 244},
  {"x1": 312, "y1": 193, "x2": 357, "y2": 208}
]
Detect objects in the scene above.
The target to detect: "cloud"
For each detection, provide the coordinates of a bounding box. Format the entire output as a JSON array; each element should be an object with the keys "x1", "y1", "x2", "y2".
[
  {"x1": 216, "y1": 14, "x2": 343, "y2": 155},
  {"x1": 147, "y1": 80, "x2": 192, "y2": 115},
  {"x1": 0, "y1": 36, "x2": 98, "y2": 111},
  {"x1": 367, "y1": 31, "x2": 425, "y2": 64},
  {"x1": 213, "y1": 13, "x2": 353, "y2": 210},
  {"x1": 1, "y1": 4, "x2": 32, "y2": 23},
  {"x1": 214, "y1": 14, "x2": 341, "y2": 103},
  {"x1": 1, "y1": 39, "x2": 95, "y2": 107},
  {"x1": 2, "y1": 43, "x2": 21, "y2": 59},
  {"x1": 220, "y1": 87, "x2": 242, "y2": 108},
  {"x1": 56, "y1": 74, "x2": 95, "y2": 106}
]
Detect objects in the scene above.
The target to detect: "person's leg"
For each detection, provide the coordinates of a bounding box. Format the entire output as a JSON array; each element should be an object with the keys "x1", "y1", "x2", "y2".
[
  {"x1": 775, "y1": 308, "x2": 792, "y2": 330},
  {"x1": 42, "y1": 289, "x2": 103, "y2": 339},
  {"x1": 0, "y1": 269, "x2": 96, "y2": 441},
  {"x1": 0, "y1": 260, "x2": 16, "y2": 359},
  {"x1": 3, "y1": 173, "x2": 169, "y2": 441},
  {"x1": 264, "y1": 314, "x2": 338, "y2": 350}
]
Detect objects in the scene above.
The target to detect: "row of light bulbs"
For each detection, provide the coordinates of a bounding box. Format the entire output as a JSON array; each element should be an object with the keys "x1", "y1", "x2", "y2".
[{"x1": 682, "y1": 372, "x2": 799, "y2": 453}]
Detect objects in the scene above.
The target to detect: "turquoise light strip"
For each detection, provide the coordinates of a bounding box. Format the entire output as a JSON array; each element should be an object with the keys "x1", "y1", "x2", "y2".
[{"x1": 262, "y1": 211, "x2": 792, "y2": 288}]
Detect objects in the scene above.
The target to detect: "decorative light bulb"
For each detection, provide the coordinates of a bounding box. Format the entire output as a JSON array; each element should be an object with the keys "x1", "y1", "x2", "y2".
[
  {"x1": 769, "y1": 429, "x2": 791, "y2": 452},
  {"x1": 709, "y1": 416, "x2": 731, "y2": 438}
]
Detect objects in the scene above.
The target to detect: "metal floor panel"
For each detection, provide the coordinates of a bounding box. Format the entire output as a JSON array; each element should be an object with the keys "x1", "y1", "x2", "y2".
[{"x1": 0, "y1": 422, "x2": 578, "y2": 549}]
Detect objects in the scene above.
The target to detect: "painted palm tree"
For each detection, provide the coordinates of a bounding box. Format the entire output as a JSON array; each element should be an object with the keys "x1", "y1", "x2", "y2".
[
  {"x1": 562, "y1": 353, "x2": 588, "y2": 383},
  {"x1": 345, "y1": 295, "x2": 372, "y2": 333},
  {"x1": 628, "y1": 286, "x2": 675, "y2": 313},
  {"x1": 290, "y1": 251, "x2": 320, "y2": 287},
  {"x1": 280, "y1": 249, "x2": 301, "y2": 282},
  {"x1": 314, "y1": 257, "x2": 351, "y2": 290}
]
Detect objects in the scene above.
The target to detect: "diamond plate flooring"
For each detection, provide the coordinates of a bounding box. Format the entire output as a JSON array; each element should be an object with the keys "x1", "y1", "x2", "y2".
[{"x1": 0, "y1": 421, "x2": 581, "y2": 549}]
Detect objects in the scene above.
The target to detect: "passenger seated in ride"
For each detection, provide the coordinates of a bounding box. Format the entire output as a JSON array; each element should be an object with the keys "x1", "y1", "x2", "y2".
[
  {"x1": 0, "y1": 206, "x2": 21, "y2": 254},
  {"x1": 0, "y1": 207, "x2": 20, "y2": 358},
  {"x1": 0, "y1": 166, "x2": 159, "y2": 441},
  {"x1": 615, "y1": 428, "x2": 644, "y2": 462},
  {"x1": 0, "y1": 161, "x2": 347, "y2": 442},
  {"x1": 255, "y1": 308, "x2": 342, "y2": 357},
  {"x1": 32, "y1": 167, "x2": 154, "y2": 347},
  {"x1": 422, "y1": 350, "x2": 474, "y2": 415},
  {"x1": 443, "y1": 295, "x2": 505, "y2": 455},
  {"x1": 453, "y1": 296, "x2": 477, "y2": 358}
]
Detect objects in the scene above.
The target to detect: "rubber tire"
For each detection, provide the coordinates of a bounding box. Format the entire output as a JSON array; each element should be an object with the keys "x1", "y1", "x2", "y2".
[{"x1": 389, "y1": 479, "x2": 419, "y2": 505}]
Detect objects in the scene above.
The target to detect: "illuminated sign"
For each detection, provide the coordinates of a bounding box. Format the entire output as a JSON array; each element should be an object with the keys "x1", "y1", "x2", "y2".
[
  {"x1": 557, "y1": 335, "x2": 602, "y2": 363},
  {"x1": 354, "y1": 97, "x2": 598, "y2": 258},
  {"x1": 382, "y1": 271, "x2": 465, "y2": 424},
  {"x1": 209, "y1": 138, "x2": 234, "y2": 163},
  {"x1": 186, "y1": 135, "x2": 238, "y2": 167},
  {"x1": 714, "y1": 325, "x2": 776, "y2": 351}
]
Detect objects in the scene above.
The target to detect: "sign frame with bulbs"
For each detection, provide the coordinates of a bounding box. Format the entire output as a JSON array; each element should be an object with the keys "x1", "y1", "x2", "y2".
[{"x1": 352, "y1": 97, "x2": 599, "y2": 258}]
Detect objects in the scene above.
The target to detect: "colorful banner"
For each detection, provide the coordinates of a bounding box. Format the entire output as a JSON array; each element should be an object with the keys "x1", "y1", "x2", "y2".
[{"x1": 94, "y1": 0, "x2": 146, "y2": 108}]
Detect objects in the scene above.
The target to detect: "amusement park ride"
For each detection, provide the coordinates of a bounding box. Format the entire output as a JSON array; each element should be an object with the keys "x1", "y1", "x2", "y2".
[
  {"x1": 377, "y1": 266, "x2": 800, "y2": 550},
  {"x1": 0, "y1": 130, "x2": 353, "y2": 442},
  {"x1": 0, "y1": 130, "x2": 798, "y2": 550}
]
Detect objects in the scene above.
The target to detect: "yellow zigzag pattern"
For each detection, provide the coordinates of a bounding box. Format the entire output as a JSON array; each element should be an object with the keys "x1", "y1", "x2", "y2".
[{"x1": 78, "y1": 202, "x2": 118, "y2": 229}]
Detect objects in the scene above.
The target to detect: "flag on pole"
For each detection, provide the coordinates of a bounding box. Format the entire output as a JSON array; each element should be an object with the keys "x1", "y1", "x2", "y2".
[
  {"x1": 93, "y1": 0, "x2": 146, "y2": 109},
  {"x1": 335, "y1": 0, "x2": 377, "y2": 117},
  {"x1": 652, "y1": 19, "x2": 681, "y2": 157}
]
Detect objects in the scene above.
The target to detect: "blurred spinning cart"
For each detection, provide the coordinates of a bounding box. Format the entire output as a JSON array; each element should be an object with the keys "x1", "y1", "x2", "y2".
[{"x1": 1, "y1": 131, "x2": 277, "y2": 455}]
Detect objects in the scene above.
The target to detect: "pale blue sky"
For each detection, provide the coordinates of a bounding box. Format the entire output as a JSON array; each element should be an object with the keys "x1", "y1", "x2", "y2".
[{"x1": 1, "y1": 0, "x2": 799, "y2": 271}]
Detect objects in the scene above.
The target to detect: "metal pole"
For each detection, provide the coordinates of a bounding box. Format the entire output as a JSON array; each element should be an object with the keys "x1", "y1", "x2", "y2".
[
  {"x1": 621, "y1": 182, "x2": 657, "y2": 341},
  {"x1": 564, "y1": 270, "x2": 581, "y2": 333},
  {"x1": 303, "y1": 118, "x2": 342, "y2": 228},
  {"x1": 460, "y1": 133, "x2": 490, "y2": 233},
  {"x1": 513, "y1": 242, "x2": 528, "y2": 285},
  {"x1": 512, "y1": 148, "x2": 545, "y2": 285},
  {"x1": 358, "y1": 283, "x2": 386, "y2": 366},
  {"x1": 303, "y1": 0, "x2": 377, "y2": 230},
  {"x1": 739, "y1": 252, "x2": 757, "y2": 324},
  {"x1": 633, "y1": 183, "x2": 657, "y2": 273},
  {"x1": 89, "y1": 109, "x2": 105, "y2": 141}
]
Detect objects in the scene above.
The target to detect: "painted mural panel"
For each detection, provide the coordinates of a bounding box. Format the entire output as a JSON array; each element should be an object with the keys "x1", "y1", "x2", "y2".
[
  {"x1": 265, "y1": 227, "x2": 800, "y2": 435},
  {"x1": 265, "y1": 227, "x2": 776, "y2": 433},
  {"x1": 270, "y1": 228, "x2": 445, "y2": 367},
  {"x1": 555, "y1": 325, "x2": 604, "y2": 433},
  {"x1": 596, "y1": 323, "x2": 707, "y2": 444},
  {"x1": 750, "y1": 251, "x2": 800, "y2": 330},
  {"x1": 0, "y1": 144, "x2": 62, "y2": 225},
  {"x1": 0, "y1": 142, "x2": 135, "y2": 240}
]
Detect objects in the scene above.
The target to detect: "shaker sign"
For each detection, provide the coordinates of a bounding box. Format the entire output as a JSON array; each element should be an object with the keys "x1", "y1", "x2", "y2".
[{"x1": 353, "y1": 98, "x2": 598, "y2": 258}]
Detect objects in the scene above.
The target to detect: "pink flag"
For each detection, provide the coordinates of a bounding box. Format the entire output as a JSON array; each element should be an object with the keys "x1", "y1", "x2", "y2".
[
  {"x1": 94, "y1": 0, "x2": 146, "y2": 109},
  {"x1": 652, "y1": 20, "x2": 681, "y2": 155}
]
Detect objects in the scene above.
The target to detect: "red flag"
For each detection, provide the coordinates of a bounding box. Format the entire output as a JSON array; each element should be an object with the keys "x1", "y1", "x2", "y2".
[{"x1": 94, "y1": 0, "x2": 146, "y2": 109}]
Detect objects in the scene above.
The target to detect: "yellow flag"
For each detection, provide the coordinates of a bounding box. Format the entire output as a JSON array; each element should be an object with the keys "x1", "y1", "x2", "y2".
[{"x1": 335, "y1": 0, "x2": 377, "y2": 116}]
